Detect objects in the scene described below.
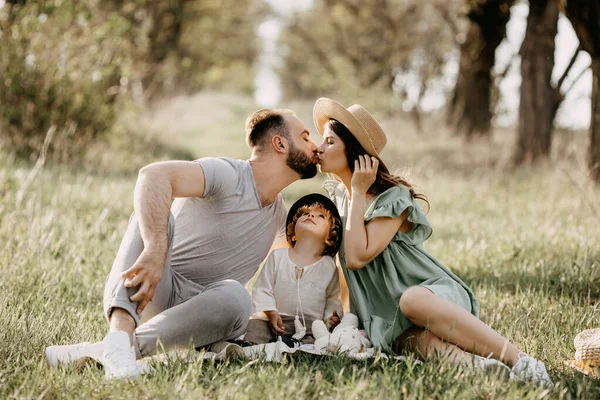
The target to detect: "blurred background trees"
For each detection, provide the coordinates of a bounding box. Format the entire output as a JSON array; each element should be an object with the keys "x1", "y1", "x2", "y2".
[
  {"x1": 514, "y1": 0, "x2": 559, "y2": 164},
  {"x1": 278, "y1": 0, "x2": 461, "y2": 132},
  {"x1": 558, "y1": 0, "x2": 599, "y2": 181},
  {"x1": 447, "y1": 0, "x2": 513, "y2": 140},
  {"x1": 0, "y1": 0, "x2": 598, "y2": 181},
  {"x1": 0, "y1": 0, "x2": 259, "y2": 160}
]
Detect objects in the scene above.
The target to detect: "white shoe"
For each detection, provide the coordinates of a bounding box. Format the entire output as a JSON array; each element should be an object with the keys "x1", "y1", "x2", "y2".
[
  {"x1": 102, "y1": 331, "x2": 140, "y2": 380},
  {"x1": 472, "y1": 354, "x2": 511, "y2": 375},
  {"x1": 509, "y1": 352, "x2": 553, "y2": 388},
  {"x1": 45, "y1": 341, "x2": 103, "y2": 368}
]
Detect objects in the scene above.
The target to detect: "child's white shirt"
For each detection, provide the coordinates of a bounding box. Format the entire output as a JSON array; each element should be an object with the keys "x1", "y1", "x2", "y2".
[{"x1": 252, "y1": 248, "x2": 343, "y2": 322}]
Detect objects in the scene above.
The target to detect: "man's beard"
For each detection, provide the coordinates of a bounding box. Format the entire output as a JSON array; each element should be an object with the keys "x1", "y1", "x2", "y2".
[{"x1": 286, "y1": 143, "x2": 318, "y2": 179}]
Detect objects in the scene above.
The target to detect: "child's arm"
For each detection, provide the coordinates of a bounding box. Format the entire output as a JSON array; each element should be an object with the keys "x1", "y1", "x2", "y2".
[
  {"x1": 264, "y1": 310, "x2": 285, "y2": 335},
  {"x1": 252, "y1": 253, "x2": 278, "y2": 314},
  {"x1": 252, "y1": 252, "x2": 285, "y2": 334}
]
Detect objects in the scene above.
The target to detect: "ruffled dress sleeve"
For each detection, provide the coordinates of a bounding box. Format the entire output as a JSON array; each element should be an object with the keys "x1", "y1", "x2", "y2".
[
  {"x1": 365, "y1": 185, "x2": 432, "y2": 246},
  {"x1": 323, "y1": 179, "x2": 345, "y2": 210}
]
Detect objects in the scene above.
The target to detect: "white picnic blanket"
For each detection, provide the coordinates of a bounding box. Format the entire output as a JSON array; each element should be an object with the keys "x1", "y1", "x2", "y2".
[
  {"x1": 206, "y1": 341, "x2": 382, "y2": 362},
  {"x1": 138, "y1": 341, "x2": 420, "y2": 372}
]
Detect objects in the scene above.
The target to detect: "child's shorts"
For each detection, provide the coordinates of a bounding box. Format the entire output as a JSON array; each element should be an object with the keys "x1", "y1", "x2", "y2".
[{"x1": 244, "y1": 315, "x2": 315, "y2": 345}]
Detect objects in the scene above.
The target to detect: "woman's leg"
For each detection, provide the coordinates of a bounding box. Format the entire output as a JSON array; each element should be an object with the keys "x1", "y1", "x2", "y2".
[
  {"x1": 399, "y1": 286, "x2": 520, "y2": 366},
  {"x1": 396, "y1": 327, "x2": 475, "y2": 364}
]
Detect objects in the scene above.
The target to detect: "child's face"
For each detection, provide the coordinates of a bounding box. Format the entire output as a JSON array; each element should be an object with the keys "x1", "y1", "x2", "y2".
[{"x1": 294, "y1": 205, "x2": 332, "y2": 244}]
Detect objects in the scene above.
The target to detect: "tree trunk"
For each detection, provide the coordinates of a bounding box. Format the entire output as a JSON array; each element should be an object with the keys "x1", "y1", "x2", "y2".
[
  {"x1": 558, "y1": 0, "x2": 600, "y2": 182},
  {"x1": 513, "y1": 0, "x2": 559, "y2": 164},
  {"x1": 448, "y1": 1, "x2": 512, "y2": 140},
  {"x1": 590, "y1": 59, "x2": 600, "y2": 181},
  {"x1": 142, "y1": 1, "x2": 191, "y2": 99}
]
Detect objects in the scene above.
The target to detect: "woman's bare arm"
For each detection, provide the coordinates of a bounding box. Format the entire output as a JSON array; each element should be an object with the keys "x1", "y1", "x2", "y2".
[
  {"x1": 344, "y1": 155, "x2": 408, "y2": 270},
  {"x1": 345, "y1": 199, "x2": 407, "y2": 270}
]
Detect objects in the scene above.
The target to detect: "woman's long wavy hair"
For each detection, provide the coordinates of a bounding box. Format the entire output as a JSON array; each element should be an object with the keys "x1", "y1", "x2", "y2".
[{"x1": 327, "y1": 119, "x2": 429, "y2": 211}]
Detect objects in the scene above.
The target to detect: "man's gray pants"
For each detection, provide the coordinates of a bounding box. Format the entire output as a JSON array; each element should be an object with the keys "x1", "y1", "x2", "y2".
[{"x1": 103, "y1": 213, "x2": 252, "y2": 359}]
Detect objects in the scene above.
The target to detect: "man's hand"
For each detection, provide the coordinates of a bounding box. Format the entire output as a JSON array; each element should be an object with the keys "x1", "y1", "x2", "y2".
[
  {"x1": 121, "y1": 247, "x2": 166, "y2": 314},
  {"x1": 264, "y1": 310, "x2": 285, "y2": 335},
  {"x1": 326, "y1": 310, "x2": 341, "y2": 331}
]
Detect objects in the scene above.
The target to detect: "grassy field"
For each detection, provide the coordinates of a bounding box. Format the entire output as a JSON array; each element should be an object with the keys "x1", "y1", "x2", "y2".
[{"x1": 1, "y1": 92, "x2": 600, "y2": 399}]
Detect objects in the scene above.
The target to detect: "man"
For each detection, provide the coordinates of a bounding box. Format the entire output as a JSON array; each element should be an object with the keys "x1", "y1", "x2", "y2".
[{"x1": 45, "y1": 109, "x2": 319, "y2": 379}]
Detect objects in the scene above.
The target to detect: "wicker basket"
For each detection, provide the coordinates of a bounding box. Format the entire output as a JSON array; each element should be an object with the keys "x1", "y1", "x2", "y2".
[{"x1": 574, "y1": 328, "x2": 600, "y2": 366}]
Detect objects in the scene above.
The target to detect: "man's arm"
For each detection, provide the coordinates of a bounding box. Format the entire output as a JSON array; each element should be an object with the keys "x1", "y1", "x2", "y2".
[
  {"x1": 122, "y1": 161, "x2": 206, "y2": 313},
  {"x1": 134, "y1": 161, "x2": 206, "y2": 252}
]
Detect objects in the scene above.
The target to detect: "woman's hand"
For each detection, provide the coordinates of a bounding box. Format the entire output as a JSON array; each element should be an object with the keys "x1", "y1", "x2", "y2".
[{"x1": 351, "y1": 155, "x2": 379, "y2": 195}]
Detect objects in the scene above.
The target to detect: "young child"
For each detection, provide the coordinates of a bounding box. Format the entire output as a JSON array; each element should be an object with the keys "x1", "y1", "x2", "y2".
[{"x1": 244, "y1": 193, "x2": 344, "y2": 346}]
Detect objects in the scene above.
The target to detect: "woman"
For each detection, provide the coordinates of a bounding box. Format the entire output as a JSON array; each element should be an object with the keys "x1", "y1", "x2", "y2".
[{"x1": 313, "y1": 97, "x2": 552, "y2": 387}]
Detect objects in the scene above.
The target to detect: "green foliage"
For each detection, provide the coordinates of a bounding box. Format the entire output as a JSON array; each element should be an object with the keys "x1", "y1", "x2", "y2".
[
  {"x1": 0, "y1": 0, "x2": 139, "y2": 160},
  {"x1": 139, "y1": 0, "x2": 261, "y2": 98},
  {"x1": 278, "y1": 0, "x2": 460, "y2": 113},
  {"x1": 0, "y1": 0, "x2": 259, "y2": 161}
]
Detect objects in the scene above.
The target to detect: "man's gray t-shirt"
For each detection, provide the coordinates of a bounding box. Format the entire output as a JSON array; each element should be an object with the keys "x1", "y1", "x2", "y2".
[{"x1": 169, "y1": 157, "x2": 286, "y2": 287}]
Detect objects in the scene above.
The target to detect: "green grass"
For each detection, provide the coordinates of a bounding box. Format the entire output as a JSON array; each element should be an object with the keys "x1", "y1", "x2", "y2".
[{"x1": 1, "y1": 93, "x2": 600, "y2": 399}]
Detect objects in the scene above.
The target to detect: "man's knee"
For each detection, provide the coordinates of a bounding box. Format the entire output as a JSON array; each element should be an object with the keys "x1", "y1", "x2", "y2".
[
  {"x1": 225, "y1": 280, "x2": 252, "y2": 320},
  {"x1": 208, "y1": 280, "x2": 252, "y2": 320},
  {"x1": 203, "y1": 280, "x2": 252, "y2": 338}
]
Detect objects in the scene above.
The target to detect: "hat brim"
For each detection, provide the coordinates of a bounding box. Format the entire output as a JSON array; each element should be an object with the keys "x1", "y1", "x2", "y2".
[
  {"x1": 313, "y1": 97, "x2": 387, "y2": 169},
  {"x1": 286, "y1": 193, "x2": 342, "y2": 254}
]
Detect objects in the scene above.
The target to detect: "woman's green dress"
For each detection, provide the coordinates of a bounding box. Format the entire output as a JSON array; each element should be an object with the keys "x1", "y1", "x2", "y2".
[{"x1": 324, "y1": 180, "x2": 480, "y2": 353}]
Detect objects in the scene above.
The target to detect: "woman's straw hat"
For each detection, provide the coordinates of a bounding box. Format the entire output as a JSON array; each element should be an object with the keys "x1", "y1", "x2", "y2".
[
  {"x1": 313, "y1": 98, "x2": 387, "y2": 163},
  {"x1": 574, "y1": 328, "x2": 600, "y2": 366}
]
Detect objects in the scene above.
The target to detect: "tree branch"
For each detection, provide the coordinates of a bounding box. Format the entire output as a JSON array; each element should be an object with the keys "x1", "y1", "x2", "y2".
[
  {"x1": 556, "y1": 44, "x2": 582, "y2": 92},
  {"x1": 563, "y1": 62, "x2": 591, "y2": 97}
]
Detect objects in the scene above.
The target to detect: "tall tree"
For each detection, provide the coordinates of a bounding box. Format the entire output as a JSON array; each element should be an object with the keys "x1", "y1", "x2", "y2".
[
  {"x1": 447, "y1": 0, "x2": 513, "y2": 140},
  {"x1": 559, "y1": 0, "x2": 600, "y2": 182},
  {"x1": 513, "y1": 0, "x2": 559, "y2": 164}
]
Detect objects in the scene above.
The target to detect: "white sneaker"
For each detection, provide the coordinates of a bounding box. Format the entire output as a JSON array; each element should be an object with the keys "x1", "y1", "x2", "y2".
[
  {"x1": 509, "y1": 352, "x2": 553, "y2": 388},
  {"x1": 45, "y1": 341, "x2": 103, "y2": 368},
  {"x1": 472, "y1": 354, "x2": 511, "y2": 375},
  {"x1": 102, "y1": 331, "x2": 140, "y2": 380}
]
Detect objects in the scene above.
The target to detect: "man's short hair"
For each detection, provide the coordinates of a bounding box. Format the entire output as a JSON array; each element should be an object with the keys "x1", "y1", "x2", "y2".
[{"x1": 245, "y1": 109, "x2": 295, "y2": 149}]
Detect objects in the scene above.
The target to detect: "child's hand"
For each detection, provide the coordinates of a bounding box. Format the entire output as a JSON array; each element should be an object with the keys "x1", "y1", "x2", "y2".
[
  {"x1": 326, "y1": 310, "x2": 341, "y2": 331},
  {"x1": 265, "y1": 310, "x2": 285, "y2": 335}
]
